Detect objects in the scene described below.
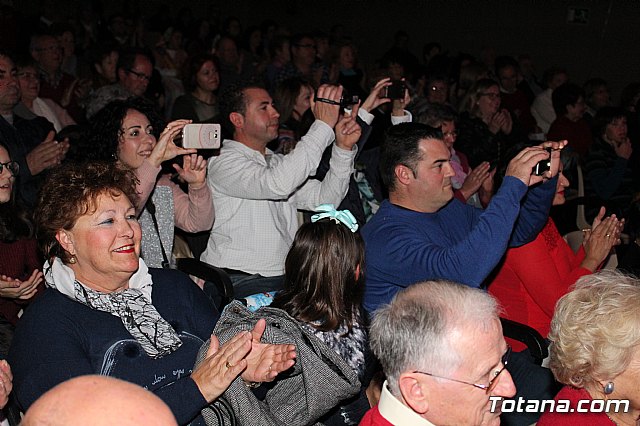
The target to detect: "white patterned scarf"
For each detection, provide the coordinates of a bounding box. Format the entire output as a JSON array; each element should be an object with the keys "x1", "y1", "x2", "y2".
[{"x1": 44, "y1": 257, "x2": 182, "y2": 358}]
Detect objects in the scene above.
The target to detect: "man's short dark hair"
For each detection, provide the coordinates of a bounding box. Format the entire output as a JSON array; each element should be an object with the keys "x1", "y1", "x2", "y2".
[
  {"x1": 115, "y1": 48, "x2": 153, "y2": 78},
  {"x1": 219, "y1": 79, "x2": 266, "y2": 136},
  {"x1": 552, "y1": 83, "x2": 584, "y2": 116},
  {"x1": 380, "y1": 122, "x2": 443, "y2": 192}
]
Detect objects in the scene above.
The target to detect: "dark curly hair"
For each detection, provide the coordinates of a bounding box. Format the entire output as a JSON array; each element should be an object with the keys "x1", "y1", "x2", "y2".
[
  {"x1": 82, "y1": 98, "x2": 165, "y2": 162},
  {"x1": 271, "y1": 218, "x2": 365, "y2": 332},
  {"x1": 35, "y1": 161, "x2": 139, "y2": 264}
]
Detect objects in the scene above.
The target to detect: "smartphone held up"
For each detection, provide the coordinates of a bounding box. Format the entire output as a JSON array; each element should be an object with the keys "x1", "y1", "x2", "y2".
[{"x1": 181, "y1": 124, "x2": 221, "y2": 150}]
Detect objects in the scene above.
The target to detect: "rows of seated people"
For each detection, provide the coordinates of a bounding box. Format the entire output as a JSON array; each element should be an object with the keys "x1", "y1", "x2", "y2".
[{"x1": 1, "y1": 5, "x2": 640, "y2": 426}]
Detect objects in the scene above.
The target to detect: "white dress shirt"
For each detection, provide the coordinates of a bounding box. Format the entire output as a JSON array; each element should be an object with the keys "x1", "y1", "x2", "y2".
[
  {"x1": 201, "y1": 120, "x2": 356, "y2": 276},
  {"x1": 378, "y1": 381, "x2": 436, "y2": 426}
]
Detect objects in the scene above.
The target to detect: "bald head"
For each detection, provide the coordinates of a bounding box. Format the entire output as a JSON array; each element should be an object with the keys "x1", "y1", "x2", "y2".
[{"x1": 22, "y1": 375, "x2": 177, "y2": 426}]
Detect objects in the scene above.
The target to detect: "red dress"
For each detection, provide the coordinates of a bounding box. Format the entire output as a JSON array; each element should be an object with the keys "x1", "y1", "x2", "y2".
[
  {"x1": 488, "y1": 219, "x2": 591, "y2": 351},
  {"x1": 0, "y1": 238, "x2": 43, "y2": 325},
  {"x1": 537, "y1": 386, "x2": 615, "y2": 425}
]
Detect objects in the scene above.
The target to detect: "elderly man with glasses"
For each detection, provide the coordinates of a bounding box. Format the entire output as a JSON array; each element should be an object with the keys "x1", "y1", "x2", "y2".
[
  {"x1": 361, "y1": 280, "x2": 515, "y2": 425},
  {"x1": 85, "y1": 48, "x2": 153, "y2": 118}
]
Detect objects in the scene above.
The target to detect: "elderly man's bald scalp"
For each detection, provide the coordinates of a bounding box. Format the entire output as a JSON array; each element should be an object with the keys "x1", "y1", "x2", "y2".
[{"x1": 22, "y1": 375, "x2": 177, "y2": 426}]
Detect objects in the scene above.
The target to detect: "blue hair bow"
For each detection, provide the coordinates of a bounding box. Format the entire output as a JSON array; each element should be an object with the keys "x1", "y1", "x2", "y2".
[{"x1": 311, "y1": 204, "x2": 359, "y2": 232}]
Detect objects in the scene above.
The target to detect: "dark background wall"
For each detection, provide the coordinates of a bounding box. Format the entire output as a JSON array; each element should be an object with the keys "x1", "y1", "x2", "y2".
[{"x1": 15, "y1": 0, "x2": 639, "y2": 101}]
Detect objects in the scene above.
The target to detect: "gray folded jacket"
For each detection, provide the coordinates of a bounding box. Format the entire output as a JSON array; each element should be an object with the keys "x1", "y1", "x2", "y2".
[{"x1": 195, "y1": 301, "x2": 361, "y2": 426}]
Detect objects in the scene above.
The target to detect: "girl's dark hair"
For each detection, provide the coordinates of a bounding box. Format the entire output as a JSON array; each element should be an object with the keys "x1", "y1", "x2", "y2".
[
  {"x1": 271, "y1": 219, "x2": 365, "y2": 332},
  {"x1": 273, "y1": 77, "x2": 311, "y2": 125},
  {"x1": 35, "y1": 161, "x2": 139, "y2": 264},
  {"x1": 82, "y1": 97, "x2": 164, "y2": 161},
  {"x1": 0, "y1": 143, "x2": 33, "y2": 242}
]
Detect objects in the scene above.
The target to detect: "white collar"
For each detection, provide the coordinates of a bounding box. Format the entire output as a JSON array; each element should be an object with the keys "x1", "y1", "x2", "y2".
[
  {"x1": 378, "y1": 381, "x2": 436, "y2": 426},
  {"x1": 44, "y1": 257, "x2": 153, "y2": 302}
]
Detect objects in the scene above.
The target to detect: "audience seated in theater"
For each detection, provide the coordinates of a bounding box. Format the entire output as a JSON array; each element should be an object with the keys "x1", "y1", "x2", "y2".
[
  {"x1": 8, "y1": 162, "x2": 296, "y2": 424},
  {"x1": 214, "y1": 36, "x2": 255, "y2": 93},
  {"x1": 547, "y1": 82, "x2": 592, "y2": 159},
  {"x1": 538, "y1": 271, "x2": 640, "y2": 426},
  {"x1": 331, "y1": 41, "x2": 367, "y2": 100},
  {"x1": 360, "y1": 280, "x2": 516, "y2": 425},
  {"x1": 85, "y1": 48, "x2": 153, "y2": 119},
  {"x1": 201, "y1": 81, "x2": 360, "y2": 298},
  {"x1": 416, "y1": 103, "x2": 494, "y2": 208},
  {"x1": 583, "y1": 77, "x2": 610, "y2": 124},
  {"x1": 271, "y1": 207, "x2": 370, "y2": 424},
  {"x1": 0, "y1": 51, "x2": 69, "y2": 208},
  {"x1": 455, "y1": 78, "x2": 521, "y2": 171},
  {"x1": 0, "y1": 143, "x2": 43, "y2": 354},
  {"x1": 82, "y1": 98, "x2": 213, "y2": 268},
  {"x1": 263, "y1": 35, "x2": 290, "y2": 94},
  {"x1": 15, "y1": 57, "x2": 76, "y2": 132},
  {"x1": 22, "y1": 375, "x2": 177, "y2": 426},
  {"x1": 531, "y1": 67, "x2": 568, "y2": 135},
  {"x1": 584, "y1": 107, "x2": 638, "y2": 220},
  {"x1": 488, "y1": 163, "x2": 622, "y2": 351},
  {"x1": 361, "y1": 124, "x2": 564, "y2": 425},
  {"x1": 29, "y1": 33, "x2": 84, "y2": 122},
  {"x1": 171, "y1": 53, "x2": 220, "y2": 123},
  {"x1": 275, "y1": 33, "x2": 330, "y2": 87},
  {"x1": 495, "y1": 56, "x2": 538, "y2": 134},
  {"x1": 271, "y1": 77, "x2": 315, "y2": 153}
]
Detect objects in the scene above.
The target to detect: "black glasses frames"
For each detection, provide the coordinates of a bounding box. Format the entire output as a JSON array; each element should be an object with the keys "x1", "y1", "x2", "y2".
[{"x1": 0, "y1": 161, "x2": 19, "y2": 177}]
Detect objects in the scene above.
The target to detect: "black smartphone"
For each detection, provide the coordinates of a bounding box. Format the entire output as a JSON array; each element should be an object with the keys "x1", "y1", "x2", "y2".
[
  {"x1": 384, "y1": 80, "x2": 406, "y2": 100},
  {"x1": 532, "y1": 148, "x2": 552, "y2": 176}
]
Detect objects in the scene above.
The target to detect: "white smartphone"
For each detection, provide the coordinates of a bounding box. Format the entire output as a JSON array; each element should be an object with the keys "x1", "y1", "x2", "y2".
[{"x1": 181, "y1": 123, "x2": 221, "y2": 149}]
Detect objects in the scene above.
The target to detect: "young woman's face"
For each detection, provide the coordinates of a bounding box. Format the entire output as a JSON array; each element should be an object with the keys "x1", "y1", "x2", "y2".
[
  {"x1": 605, "y1": 117, "x2": 628, "y2": 144},
  {"x1": 195, "y1": 60, "x2": 219, "y2": 93},
  {"x1": 293, "y1": 85, "x2": 313, "y2": 118},
  {"x1": 117, "y1": 109, "x2": 156, "y2": 171},
  {"x1": 0, "y1": 145, "x2": 15, "y2": 204}
]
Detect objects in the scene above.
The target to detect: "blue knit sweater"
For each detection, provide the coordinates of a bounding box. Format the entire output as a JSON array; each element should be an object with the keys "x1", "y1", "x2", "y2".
[
  {"x1": 362, "y1": 176, "x2": 556, "y2": 313},
  {"x1": 9, "y1": 268, "x2": 218, "y2": 425}
]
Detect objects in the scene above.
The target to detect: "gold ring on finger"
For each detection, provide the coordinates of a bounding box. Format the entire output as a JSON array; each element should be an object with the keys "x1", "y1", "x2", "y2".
[
  {"x1": 606, "y1": 234, "x2": 611, "y2": 238},
  {"x1": 225, "y1": 360, "x2": 233, "y2": 369}
]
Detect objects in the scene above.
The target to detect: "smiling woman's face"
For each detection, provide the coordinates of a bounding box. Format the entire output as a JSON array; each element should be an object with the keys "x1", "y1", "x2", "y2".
[
  {"x1": 117, "y1": 109, "x2": 156, "y2": 171},
  {"x1": 57, "y1": 192, "x2": 141, "y2": 293}
]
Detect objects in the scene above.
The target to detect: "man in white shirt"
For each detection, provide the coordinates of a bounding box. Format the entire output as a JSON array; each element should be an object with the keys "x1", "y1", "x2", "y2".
[
  {"x1": 361, "y1": 280, "x2": 516, "y2": 426},
  {"x1": 201, "y1": 81, "x2": 360, "y2": 297}
]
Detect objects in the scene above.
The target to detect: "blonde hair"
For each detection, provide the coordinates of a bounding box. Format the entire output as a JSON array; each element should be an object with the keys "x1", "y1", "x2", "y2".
[{"x1": 548, "y1": 270, "x2": 640, "y2": 387}]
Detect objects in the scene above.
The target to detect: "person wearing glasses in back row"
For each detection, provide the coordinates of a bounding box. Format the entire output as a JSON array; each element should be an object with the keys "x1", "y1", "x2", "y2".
[
  {"x1": 360, "y1": 280, "x2": 515, "y2": 426},
  {"x1": 85, "y1": 48, "x2": 154, "y2": 119},
  {"x1": 275, "y1": 33, "x2": 330, "y2": 88}
]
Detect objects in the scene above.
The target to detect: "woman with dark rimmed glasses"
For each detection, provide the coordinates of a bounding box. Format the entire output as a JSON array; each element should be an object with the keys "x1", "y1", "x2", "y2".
[{"x1": 0, "y1": 141, "x2": 44, "y2": 351}]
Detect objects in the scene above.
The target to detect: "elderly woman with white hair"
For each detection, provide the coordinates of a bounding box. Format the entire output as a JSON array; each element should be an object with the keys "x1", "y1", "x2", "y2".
[{"x1": 538, "y1": 270, "x2": 640, "y2": 425}]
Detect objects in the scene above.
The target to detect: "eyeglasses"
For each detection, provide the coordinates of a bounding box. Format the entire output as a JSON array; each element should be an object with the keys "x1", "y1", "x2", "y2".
[
  {"x1": 126, "y1": 69, "x2": 151, "y2": 82},
  {"x1": 479, "y1": 92, "x2": 501, "y2": 100},
  {"x1": 0, "y1": 161, "x2": 19, "y2": 177},
  {"x1": 295, "y1": 44, "x2": 317, "y2": 50},
  {"x1": 413, "y1": 345, "x2": 512, "y2": 394}
]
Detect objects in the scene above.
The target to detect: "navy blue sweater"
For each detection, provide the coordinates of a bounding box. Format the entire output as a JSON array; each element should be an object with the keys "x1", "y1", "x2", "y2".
[
  {"x1": 9, "y1": 268, "x2": 218, "y2": 425},
  {"x1": 362, "y1": 176, "x2": 556, "y2": 313}
]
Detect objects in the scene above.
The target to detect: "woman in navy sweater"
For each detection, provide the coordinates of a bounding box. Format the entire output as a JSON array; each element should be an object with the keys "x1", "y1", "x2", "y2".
[{"x1": 9, "y1": 162, "x2": 296, "y2": 425}]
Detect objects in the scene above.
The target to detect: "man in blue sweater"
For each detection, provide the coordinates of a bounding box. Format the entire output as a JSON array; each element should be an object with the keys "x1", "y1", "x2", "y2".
[{"x1": 362, "y1": 123, "x2": 565, "y2": 314}]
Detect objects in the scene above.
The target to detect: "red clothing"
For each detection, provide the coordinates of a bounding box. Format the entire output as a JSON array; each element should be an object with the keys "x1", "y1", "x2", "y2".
[
  {"x1": 359, "y1": 406, "x2": 393, "y2": 426},
  {"x1": 488, "y1": 219, "x2": 591, "y2": 350},
  {"x1": 547, "y1": 116, "x2": 593, "y2": 158},
  {"x1": 537, "y1": 386, "x2": 614, "y2": 425},
  {"x1": 0, "y1": 238, "x2": 43, "y2": 325}
]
